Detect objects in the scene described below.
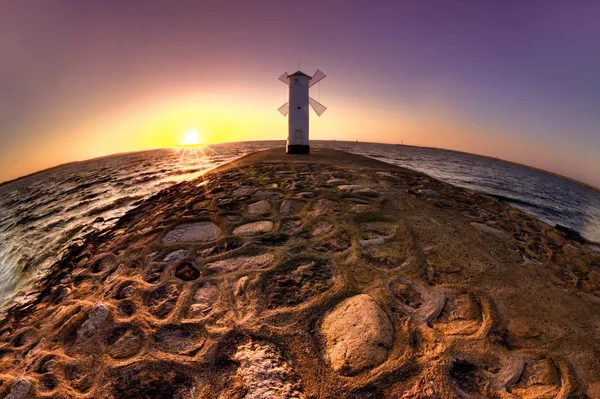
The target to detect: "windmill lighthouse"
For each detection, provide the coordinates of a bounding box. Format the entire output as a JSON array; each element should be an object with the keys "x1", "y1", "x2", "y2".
[{"x1": 278, "y1": 69, "x2": 327, "y2": 154}]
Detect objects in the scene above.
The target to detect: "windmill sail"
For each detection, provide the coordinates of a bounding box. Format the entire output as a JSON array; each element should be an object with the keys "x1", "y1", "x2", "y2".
[
  {"x1": 309, "y1": 97, "x2": 327, "y2": 116},
  {"x1": 309, "y1": 69, "x2": 327, "y2": 87},
  {"x1": 278, "y1": 102, "x2": 289, "y2": 116},
  {"x1": 278, "y1": 72, "x2": 289, "y2": 84}
]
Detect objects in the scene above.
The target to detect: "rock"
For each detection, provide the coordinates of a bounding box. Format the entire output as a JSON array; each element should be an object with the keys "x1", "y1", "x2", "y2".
[
  {"x1": 337, "y1": 185, "x2": 378, "y2": 195},
  {"x1": 418, "y1": 189, "x2": 439, "y2": 197},
  {"x1": 470, "y1": 222, "x2": 508, "y2": 240},
  {"x1": 163, "y1": 222, "x2": 222, "y2": 243},
  {"x1": 163, "y1": 249, "x2": 186, "y2": 262},
  {"x1": 280, "y1": 199, "x2": 305, "y2": 216},
  {"x1": 254, "y1": 190, "x2": 282, "y2": 200},
  {"x1": 233, "y1": 221, "x2": 273, "y2": 236},
  {"x1": 248, "y1": 200, "x2": 271, "y2": 214},
  {"x1": 280, "y1": 219, "x2": 303, "y2": 234},
  {"x1": 359, "y1": 238, "x2": 385, "y2": 246},
  {"x1": 321, "y1": 294, "x2": 394, "y2": 375},
  {"x1": 232, "y1": 186, "x2": 254, "y2": 197},
  {"x1": 77, "y1": 303, "x2": 109, "y2": 341},
  {"x1": 234, "y1": 276, "x2": 250, "y2": 296},
  {"x1": 311, "y1": 221, "x2": 334, "y2": 237},
  {"x1": 350, "y1": 204, "x2": 372, "y2": 213},
  {"x1": 431, "y1": 293, "x2": 482, "y2": 335},
  {"x1": 152, "y1": 325, "x2": 204, "y2": 355},
  {"x1": 309, "y1": 199, "x2": 339, "y2": 217},
  {"x1": 555, "y1": 224, "x2": 585, "y2": 243},
  {"x1": 295, "y1": 191, "x2": 315, "y2": 199},
  {"x1": 326, "y1": 178, "x2": 345, "y2": 185},
  {"x1": 106, "y1": 325, "x2": 144, "y2": 359},
  {"x1": 230, "y1": 341, "x2": 306, "y2": 399},
  {"x1": 206, "y1": 253, "x2": 274, "y2": 272},
  {"x1": 187, "y1": 284, "x2": 219, "y2": 318},
  {"x1": 6, "y1": 379, "x2": 31, "y2": 399}
]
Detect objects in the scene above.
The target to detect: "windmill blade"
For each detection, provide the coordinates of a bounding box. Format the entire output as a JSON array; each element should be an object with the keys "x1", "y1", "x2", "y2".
[
  {"x1": 278, "y1": 72, "x2": 289, "y2": 85},
  {"x1": 278, "y1": 102, "x2": 289, "y2": 116},
  {"x1": 309, "y1": 69, "x2": 327, "y2": 87},
  {"x1": 309, "y1": 97, "x2": 327, "y2": 116}
]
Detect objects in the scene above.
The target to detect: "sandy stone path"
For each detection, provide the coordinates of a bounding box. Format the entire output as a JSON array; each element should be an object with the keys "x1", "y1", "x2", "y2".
[{"x1": 0, "y1": 148, "x2": 598, "y2": 398}]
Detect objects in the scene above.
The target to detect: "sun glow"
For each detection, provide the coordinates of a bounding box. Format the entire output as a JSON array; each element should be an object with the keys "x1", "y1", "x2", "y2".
[{"x1": 180, "y1": 129, "x2": 202, "y2": 146}]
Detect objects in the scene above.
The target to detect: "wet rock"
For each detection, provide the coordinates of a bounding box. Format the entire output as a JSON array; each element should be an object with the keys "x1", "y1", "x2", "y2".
[
  {"x1": 470, "y1": 222, "x2": 508, "y2": 240},
  {"x1": 163, "y1": 249, "x2": 186, "y2": 262},
  {"x1": 321, "y1": 294, "x2": 394, "y2": 375},
  {"x1": 206, "y1": 253, "x2": 274, "y2": 272},
  {"x1": 230, "y1": 341, "x2": 305, "y2": 399},
  {"x1": 77, "y1": 303, "x2": 109, "y2": 341},
  {"x1": 233, "y1": 221, "x2": 273, "y2": 236},
  {"x1": 163, "y1": 222, "x2": 222, "y2": 243},
  {"x1": 248, "y1": 200, "x2": 271, "y2": 214}
]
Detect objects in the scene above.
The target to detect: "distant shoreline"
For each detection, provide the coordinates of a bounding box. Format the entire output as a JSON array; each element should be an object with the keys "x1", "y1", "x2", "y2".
[{"x1": 1, "y1": 141, "x2": 599, "y2": 193}]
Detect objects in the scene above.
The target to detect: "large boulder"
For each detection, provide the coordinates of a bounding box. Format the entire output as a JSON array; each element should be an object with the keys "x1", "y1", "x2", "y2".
[{"x1": 320, "y1": 294, "x2": 394, "y2": 375}]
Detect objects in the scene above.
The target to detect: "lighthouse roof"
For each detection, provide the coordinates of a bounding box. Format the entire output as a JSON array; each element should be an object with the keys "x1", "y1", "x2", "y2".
[{"x1": 288, "y1": 71, "x2": 312, "y2": 79}]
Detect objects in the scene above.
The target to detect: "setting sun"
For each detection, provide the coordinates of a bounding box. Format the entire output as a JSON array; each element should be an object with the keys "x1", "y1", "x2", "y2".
[{"x1": 180, "y1": 129, "x2": 202, "y2": 146}]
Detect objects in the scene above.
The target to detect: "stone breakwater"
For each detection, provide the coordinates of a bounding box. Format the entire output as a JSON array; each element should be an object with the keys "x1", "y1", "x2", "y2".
[{"x1": 0, "y1": 148, "x2": 599, "y2": 398}]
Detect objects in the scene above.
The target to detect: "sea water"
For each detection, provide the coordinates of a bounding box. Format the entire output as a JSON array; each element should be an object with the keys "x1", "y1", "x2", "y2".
[{"x1": 1, "y1": 140, "x2": 599, "y2": 305}]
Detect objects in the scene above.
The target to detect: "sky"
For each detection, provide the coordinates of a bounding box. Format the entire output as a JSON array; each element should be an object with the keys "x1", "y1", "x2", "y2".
[{"x1": 1, "y1": 1, "x2": 599, "y2": 186}]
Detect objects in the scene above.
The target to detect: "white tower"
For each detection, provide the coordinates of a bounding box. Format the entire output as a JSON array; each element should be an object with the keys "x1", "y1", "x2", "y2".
[{"x1": 278, "y1": 69, "x2": 327, "y2": 154}]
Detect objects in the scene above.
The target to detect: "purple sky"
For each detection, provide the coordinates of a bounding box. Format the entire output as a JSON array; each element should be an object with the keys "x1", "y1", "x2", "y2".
[{"x1": 1, "y1": 0, "x2": 599, "y2": 186}]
